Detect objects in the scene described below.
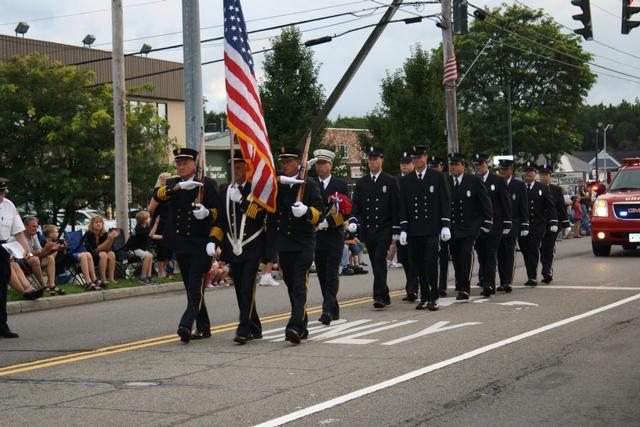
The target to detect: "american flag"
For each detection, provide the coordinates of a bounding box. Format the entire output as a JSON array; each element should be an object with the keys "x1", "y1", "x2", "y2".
[
  {"x1": 443, "y1": 54, "x2": 458, "y2": 87},
  {"x1": 224, "y1": 0, "x2": 277, "y2": 212}
]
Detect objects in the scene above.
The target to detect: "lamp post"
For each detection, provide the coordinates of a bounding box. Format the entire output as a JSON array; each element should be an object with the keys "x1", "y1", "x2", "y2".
[
  {"x1": 485, "y1": 85, "x2": 513, "y2": 155},
  {"x1": 602, "y1": 123, "x2": 613, "y2": 180},
  {"x1": 595, "y1": 122, "x2": 602, "y2": 182}
]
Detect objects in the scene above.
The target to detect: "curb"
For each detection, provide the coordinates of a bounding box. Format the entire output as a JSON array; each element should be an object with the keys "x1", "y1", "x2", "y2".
[{"x1": 7, "y1": 282, "x2": 184, "y2": 315}]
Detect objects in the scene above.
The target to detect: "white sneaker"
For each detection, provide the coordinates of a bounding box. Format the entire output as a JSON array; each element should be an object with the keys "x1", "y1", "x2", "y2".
[{"x1": 259, "y1": 274, "x2": 279, "y2": 287}]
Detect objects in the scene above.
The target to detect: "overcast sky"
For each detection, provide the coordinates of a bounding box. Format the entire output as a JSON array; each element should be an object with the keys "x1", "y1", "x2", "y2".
[{"x1": 1, "y1": 0, "x2": 639, "y2": 119}]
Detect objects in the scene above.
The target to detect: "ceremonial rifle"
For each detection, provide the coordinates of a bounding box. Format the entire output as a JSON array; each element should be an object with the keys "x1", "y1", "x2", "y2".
[{"x1": 296, "y1": 129, "x2": 312, "y2": 202}]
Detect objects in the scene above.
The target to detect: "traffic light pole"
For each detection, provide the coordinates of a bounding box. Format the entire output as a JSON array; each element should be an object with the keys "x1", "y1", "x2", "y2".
[{"x1": 441, "y1": 0, "x2": 459, "y2": 154}]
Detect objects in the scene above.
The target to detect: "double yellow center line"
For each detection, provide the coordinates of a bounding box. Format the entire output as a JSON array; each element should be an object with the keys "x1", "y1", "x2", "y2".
[{"x1": 0, "y1": 290, "x2": 405, "y2": 377}]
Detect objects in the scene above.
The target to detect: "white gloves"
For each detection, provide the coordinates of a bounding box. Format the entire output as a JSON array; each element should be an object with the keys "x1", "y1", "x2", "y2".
[
  {"x1": 399, "y1": 231, "x2": 408, "y2": 246},
  {"x1": 550, "y1": 225, "x2": 558, "y2": 233},
  {"x1": 291, "y1": 202, "x2": 308, "y2": 218},
  {"x1": 481, "y1": 226, "x2": 491, "y2": 234},
  {"x1": 503, "y1": 228, "x2": 511, "y2": 235},
  {"x1": 279, "y1": 175, "x2": 305, "y2": 185},
  {"x1": 178, "y1": 179, "x2": 203, "y2": 190},
  {"x1": 228, "y1": 187, "x2": 242, "y2": 202},
  {"x1": 206, "y1": 242, "x2": 216, "y2": 256},
  {"x1": 317, "y1": 219, "x2": 329, "y2": 230},
  {"x1": 306, "y1": 158, "x2": 319, "y2": 169},
  {"x1": 520, "y1": 229, "x2": 529, "y2": 237},
  {"x1": 392, "y1": 234, "x2": 399, "y2": 242},
  {"x1": 192, "y1": 203, "x2": 210, "y2": 220},
  {"x1": 440, "y1": 227, "x2": 451, "y2": 242},
  {"x1": 348, "y1": 223, "x2": 358, "y2": 233}
]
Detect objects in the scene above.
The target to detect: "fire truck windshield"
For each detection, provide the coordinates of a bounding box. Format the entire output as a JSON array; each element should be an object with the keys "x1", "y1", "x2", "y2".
[{"x1": 609, "y1": 169, "x2": 640, "y2": 191}]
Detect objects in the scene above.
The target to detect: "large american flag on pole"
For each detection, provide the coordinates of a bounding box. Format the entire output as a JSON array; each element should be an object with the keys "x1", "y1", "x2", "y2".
[
  {"x1": 224, "y1": 0, "x2": 277, "y2": 212},
  {"x1": 443, "y1": 54, "x2": 458, "y2": 87}
]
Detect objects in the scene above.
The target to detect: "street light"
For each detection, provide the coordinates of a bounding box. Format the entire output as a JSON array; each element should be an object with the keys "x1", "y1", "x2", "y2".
[
  {"x1": 485, "y1": 84, "x2": 513, "y2": 155},
  {"x1": 82, "y1": 34, "x2": 96, "y2": 48},
  {"x1": 15, "y1": 22, "x2": 29, "y2": 37},
  {"x1": 602, "y1": 123, "x2": 613, "y2": 179},
  {"x1": 140, "y1": 43, "x2": 152, "y2": 55}
]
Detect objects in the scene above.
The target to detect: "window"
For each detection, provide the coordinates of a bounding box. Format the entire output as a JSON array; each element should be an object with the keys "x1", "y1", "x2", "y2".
[
  {"x1": 338, "y1": 144, "x2": 349, "y2": 159},
  {"x1": 156, "y1": 102, "x2": 167, "y2": 120}
]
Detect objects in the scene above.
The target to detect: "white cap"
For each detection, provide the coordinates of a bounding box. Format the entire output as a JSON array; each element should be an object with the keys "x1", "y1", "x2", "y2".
[{"x1": 313, "y1": 149, "x2": 336, "y2": 163}]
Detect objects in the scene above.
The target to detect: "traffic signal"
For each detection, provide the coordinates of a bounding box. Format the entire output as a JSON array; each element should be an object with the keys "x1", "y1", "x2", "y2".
[
  {"x1": 571, "y1": 0, "x2": 593, "y2": 40},
  {"x1": 453, "y1": 0, "x2": 468, "y2": 35},
  {"x1": 622, "y1": 0, "x2": 640, "y2": 34}
]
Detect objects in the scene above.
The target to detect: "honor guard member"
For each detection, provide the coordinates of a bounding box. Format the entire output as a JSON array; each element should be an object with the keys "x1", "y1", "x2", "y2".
[
  {"x1": 153, "y1": 148, "x2": 221, "y2": 343},
  {"x1": 429, "y1": 156, "x2": 451, "y2": 296},
  {"x1": 311, "y1": 148, "x2": 349, "y2": 325},
  {"x1": 497, "y1": 159, "x2": 529, "y2": 292},
  {"x1": 447, "y1": 153, "x2": 493, "y2": 300},
  {"x1": 472, "y1": 154, "x2": 512, "y2": 296},
  {"x1": 398, "y1": 145, "x2": 451, "y2": 311},
  {"x1": 267, "y1": 147, "x2": 323, "y2": 344},
  {"x1": 519, "y1": 161, "x2": 558, "y2": 287},
  {"x1": 0, "y1": 178, "x2": 31, "y2": 339},
  {"x1": 349, "y1": 146, "x2": 401, "y2": 309},
  {"x1": 398, "y1": 151, "x2": 418, "y2": 302},
  {"x1": 210, "y1": 150, "x2": 265, "y2": 344},
  {"x1": 538, "y1": 164, "x2": 570, "y2": 284}
]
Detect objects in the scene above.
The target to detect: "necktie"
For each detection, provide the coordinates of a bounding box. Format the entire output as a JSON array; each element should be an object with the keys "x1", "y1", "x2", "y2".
[
  {"x1": 455, "y1": 178, "x2": 460, "y2": 188},
  {"x1": 321, "y1": 181, "x2": 326, "y2": 191},
  {"x1": 371, "y1": 176, "x2": 376, "y2": 184},
  {"x1": 417, "y1": 173, "x2": 422, "y2": 181}
]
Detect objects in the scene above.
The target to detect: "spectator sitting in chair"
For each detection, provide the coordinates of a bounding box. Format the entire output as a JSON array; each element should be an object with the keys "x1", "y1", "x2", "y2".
[
  {"x1": 8, "y1": 259, "x2": 43, "y2": 300},
  {"x1": 83, "y1": 215, "x2": 119, "y2": 288},
  {"x1": 126, "y1": 210, "x2": 161, "y2": 285},
  {"x1": 47, "y1": 225, "x2": 100, "y2": 290}
]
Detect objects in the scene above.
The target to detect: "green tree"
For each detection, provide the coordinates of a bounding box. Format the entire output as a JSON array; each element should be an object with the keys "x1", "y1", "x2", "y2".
[
  {"x1": 455, "y1": 3, "x2": 596, "y2": 162},
  {"x1": 260, "y1": 26, "x2": 326, "y2": 153},
  {"x1": 330, "y1": 115, "x2": 368, "y2": 129},
  {"x1": 574, "y1": 100, "x2": 640, "y2": 151}
]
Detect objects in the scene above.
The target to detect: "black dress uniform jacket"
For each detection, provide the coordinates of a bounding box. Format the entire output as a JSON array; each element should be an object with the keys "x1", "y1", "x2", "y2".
[
  {"x1": 525, "y1": 181, "x2": 558, "y2": 231},
  {"x1": 313, "y1": 176, "x2": 349, "y2": 251},
  {"x1": 483, "y1": 172, "x2": 512, "y2": 235},
  {"x1": 449, "y1": 173, "x2": 493, "y2": 238},
  {"x1": 399, "y1": 168, "x2": 451, "y2": 236},
  {"x1": 350, "y1": 171, "x2": 401, "y2": 242},
  {"x1": 508, "y1": 178, "x2": 530, "y2": 233},
  {"x1": 549, "y1": 183, "x2": 570, "y2": 228}
]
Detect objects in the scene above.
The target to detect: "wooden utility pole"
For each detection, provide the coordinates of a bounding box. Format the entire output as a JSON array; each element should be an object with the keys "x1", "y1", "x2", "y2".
[
  {"x1": 441, "y1": 0, "x2": 459, "y2": 154},
  {"x1": 112, "y1": 0, "x2": 129, "y2": 237},
  {"x1": 182, "y1": 0, "x2": 204, "y2": 150}
]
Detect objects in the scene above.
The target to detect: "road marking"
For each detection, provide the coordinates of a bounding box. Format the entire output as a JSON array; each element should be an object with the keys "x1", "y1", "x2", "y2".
[
  {"x1": 0, "y1": 290, "x2": 405, "y2": 377},
  {"x1": 325, "y1": 320, "x2": 418, "y2": 345},
  {"x1": 513, "y1": 285, "x2": 640, "y2": 291},
  {"x1": 254, "y1": 292, "x2": 640, "y2": 427},
  {"x1": 381, "y1": 321, "x2": 482, "y2": 346}
]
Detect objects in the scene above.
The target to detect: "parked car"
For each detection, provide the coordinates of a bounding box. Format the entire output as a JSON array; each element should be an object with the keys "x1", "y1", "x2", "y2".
[{"x1": 59, "y1": 209, "x2": 118, "y2": 233}]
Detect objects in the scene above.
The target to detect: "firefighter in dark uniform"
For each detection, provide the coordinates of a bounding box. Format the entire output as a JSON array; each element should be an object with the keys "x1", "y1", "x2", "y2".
[
  {"x1": 153, "y1": 148, "x2": 221, "y2": 343},
  {"x1": 267, "y1": 147, "x2": 323, "y2": 344},
  {"x1": 349, "y1": 146, "x2": 401, "y2": 309},
  {"x1": 497, "y1": 159, "x2": 529, "y2": 293},
  {"x1": 428, "y1": 156, "x2": 451, "y2": 296},
  {"x1": 447, "y1": 153, "x2": 493, "y2": 300},
  {"x1": 472, "y1": 154, "x2": 512, "y2": 297},
  {"x1": 538, "y1": 164, "x2": 570, "y2": 284},
  {"x1": 311, "y1": 149, "x2": 349, "y2": 325},
  {"x1": 398, "y1": 145, "x2": 451, "y2": 311},
  {"x1": 210, "y1": 150, "x2": 265, "y2": 344},
  {"x1": 398, "y1": 151, "x2": 418, "y2": 302},
  {"x1": 518, "y1": 161, "x2": 558, "y2": 287}
]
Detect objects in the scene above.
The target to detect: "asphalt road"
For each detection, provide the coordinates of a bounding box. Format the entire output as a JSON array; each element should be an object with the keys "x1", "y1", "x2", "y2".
[{"x1": 1, "y1": 237, "x2": 639, "y2": 426}]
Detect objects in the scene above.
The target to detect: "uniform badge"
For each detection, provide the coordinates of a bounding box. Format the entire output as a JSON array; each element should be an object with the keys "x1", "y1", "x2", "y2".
[
  {"x1": 538, "y1": 189, "x2": 542, "y2": 196},
  {"x1": 429, "y1": 185, "x2": 434, "y2": 193},
  {"x1": 382, "y1": 185, "x2": 387, "y2": 193},
  {"x1": 491, "y1": 184, "x2": 495, "y2": 191},
  {"x1": 512, "y1": 194, "x2": 516, "y2": 200},
  {"x1": 466, "y1": 190, "x2": 471, "y2": 198}
]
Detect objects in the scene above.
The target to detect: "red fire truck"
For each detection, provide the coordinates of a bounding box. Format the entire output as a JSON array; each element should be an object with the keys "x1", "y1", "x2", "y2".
[{"x1": 591, "y1": 158, "x2": 640, "y2": 256}]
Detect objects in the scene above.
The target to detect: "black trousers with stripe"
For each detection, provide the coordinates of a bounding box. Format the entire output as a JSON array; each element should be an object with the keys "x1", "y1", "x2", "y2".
[
  {"x1": 230, "y1": 254, "x2": 262, "y2": 337},
  {"x1": 408, "y1": 235, "x2": 440, "y2": 303},
  {"x1": 176, "y1": 252, "x2": 211, "y2": 332},
  {"x1": 0, "y1": 245, "x2": 10, "y2": 332},
  {"x1": 439, "y1": 240, "x2": 449, "y2": 291},
  {"x1": 450, "y1": 236, "x2": 476, "y2": 294},
  {"x1": 314, "y1": 248, "x2": 342, "y2": 318},
  {"x1": 518, "y1": 227, "x2": 545, "y2": 281},
  {"x1": 279, "y1": 249, "x2": 313, "y2": 334},
  {"x1": 498, "y1": 223, "x2": 520, "y2": 286},
  {"x1": 540, "y1": 230, "x2": 559, "y2": 277},
  {"x1": 365, "y1": 239, "x2": 391, "y2": 304}
]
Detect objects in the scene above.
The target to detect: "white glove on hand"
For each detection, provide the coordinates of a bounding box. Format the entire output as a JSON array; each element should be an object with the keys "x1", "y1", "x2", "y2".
[
  {"x1": 348, "y1": 222, "x2": 358, "y2": 233},
  {"x1": 392, "y1": 234, "x2": 399, "y2": 242},
  {"x1": 228, "y1": 187, "x2": 242, "y2": 202},
  {"x1": 503, "y1": 228, "x2": 511, "y2": 235},
  {"x1": 520, "y1": 229, "x2": 530, "y2": 237},
  {"x1": 317, "y1": 219, "x2": 329, "y2": 230},
  {"x1": 279, "y1": 175, "x2": 305, "y2": 185},
  {"x1": 192, "y1": 203, "x2": 210, "y2": 220},
  {"x1": 206, "y1": 242, "x2": 216, "y2": 257},
  {"x1": 306, "y1": 158, "x2": 319, "y2": 169},
  {"x1": 440, "y1": 227, "x2": 451, "y2": 242},
  {"x1": 399, "y1": 231, "x2": 408, "y2": 246},
  {"x1": 550, "y1": 225, "x2": 558, "y2": 233},
  {"x1": 481, "y1": 227, "x2": 491, "y2": 234},
  {"x1": 291, "y1": 202, "x2": 308, "y2": 218},
  {"x1": 178, "y1": 179, "x2": 203, "y2": 190}
]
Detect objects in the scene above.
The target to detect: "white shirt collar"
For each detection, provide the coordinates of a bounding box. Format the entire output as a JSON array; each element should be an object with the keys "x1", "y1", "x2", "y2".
[
  {"x1": 454, "y1": 174, "x2": 463, "y2": 184},
  {"x1": 320, "y1": 175, "x2": 332, "y2": 188},
  {"x1": 507, "y1": 177, "x2": 512, "y2": 185},
  {"x1": 182, "y1": 174, "x2": 196, "y2": 182},
  {"x1": 415, "y1": 167, "x2": 427, "y2": 177},
  {"x1": 482, "y1": 171, "x2": 490, "y2": 182},
  {"x1": 370, "y1": 171, "x2": 381, "y2": 181}
]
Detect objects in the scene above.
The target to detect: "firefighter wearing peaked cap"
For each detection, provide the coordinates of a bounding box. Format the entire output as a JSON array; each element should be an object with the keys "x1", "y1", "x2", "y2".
[{"x1": 397, "y1": 151, "x2": 418, "y2": 302}]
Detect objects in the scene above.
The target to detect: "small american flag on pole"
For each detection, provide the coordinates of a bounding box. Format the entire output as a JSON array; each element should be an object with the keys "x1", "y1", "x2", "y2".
[
  {"x1": 224, "y1": 0, "x2": 277, "y2": 212},
  {"x1": 443, "y1": 54, "x2": 458, "y2": 87}
]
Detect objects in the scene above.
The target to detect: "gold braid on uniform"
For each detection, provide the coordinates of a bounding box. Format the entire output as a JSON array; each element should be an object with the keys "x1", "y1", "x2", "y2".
[
  {"x1": 306, "y1": 207, "x2": 321, "y2": 225},
  {"x1": 210, "y1": 226, "x2": 224, "y2": 244},
  {"x1": 208, "y1": 208, "x2": 218, "y2": 222},
  {"x1": 325, "y1": 210, "x2": 344, "y2": 228},
  {"x1": 245, "y1": 202, "x2": 263, "y2": 219},
  {"x1": 155, "y1": 185, "x2": 172, "y2": 201}
]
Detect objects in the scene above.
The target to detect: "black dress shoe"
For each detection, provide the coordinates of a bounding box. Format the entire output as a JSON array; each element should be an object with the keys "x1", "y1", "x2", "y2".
[
  {"x1": 233, "y1": 334, "x2": 251, "y2": 345},
  {"x1": 415, "y1": 301, "x2": 429, "y2": 310},
  {"x1": 402, "y1": 293, "x2": 417, "y2": 302},
  {"x1": 456, "y1": 292, "x2": 470, "y2": 301},
  {"x1": 439, "y1": 289, "x2": 447, "y2": 297},
  {"x1": 191, "y1": 330, "x2": 211, "y2": 340},
  {"x1": 251, "y1": 331, "x2": 263, "y2": 339},
  {"x1": 0, "y1": 328, "x2": 19, "y2": 338},
  {"x1": 497, "y1": 285, "x2": 505, "y2": 292},
  {"x1": 427, "y1": 301, "x2": 440, "y2": 311},
  {"x1": 318, "y1": 313, "x2": 332, "y2": 325},
  {"x1": 481, "y1": 286, "x2": 492, "y2": 297},
  {"x1": 177, "y1": 326, "x2": 191, "y2": 343},
  {"x1": 504, "y1": 284, "x2": 513, "y2": 293},
  {"x1": 541, "y1": 275, "x2": 553, "y2": 284},
  {"x1": 524, "y1": 279, "x2": 538, "y2": 287},
  {"x1": 373, "y1": 299, "x2": 385, "y2": 309},
  {"x1": 285, "y1": 328, "x2": 303, "y2": 344},
  {"x1": 331, "y1": 313, "x2": 340, "y2": 321},
  {"x1": 490, "y1": 286, "x2": 496, "y2": 295}
]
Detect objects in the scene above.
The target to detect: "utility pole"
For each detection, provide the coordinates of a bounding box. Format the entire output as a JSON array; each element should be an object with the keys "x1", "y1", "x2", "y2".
[
  {"x1": 595, "y1": 126, "x2": 600, "y2": 182},
  {"x1": 506, "y1": 84, "x2": 513, "y2": 155},
  {"x1": 441, "y1": 0, "x2": 459, "y2": 154},
  {"x1": 182, "y1": 0, "x2": 204, "y2": 150},
  {"x1": 112, "y1": 0, "x2": 129, "y2": 237}
]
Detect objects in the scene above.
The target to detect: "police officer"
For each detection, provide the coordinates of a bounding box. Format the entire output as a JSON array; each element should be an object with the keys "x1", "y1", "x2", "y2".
[
  {"x1": 349, "y1": 146, "x2": 401, "y2": 309},
  {"x1": 429, "y1": 156, "x2": 451, "y2": 296},
  {"x1": 0, "y1": 178, "x2": 31, "y2": 339},
  {"x1": 267, "y1": 147, "x2": 323, "y2": 344},
  {"x1": 398, "y1": 145, "x2": 451, "y2": 311},
  {"x1": 497, "y1": 159, "x2": 529, "y2": 293},
  {"x1": 519, "y1": 161, "x2": 558, "y2": 287},
  {"x1": 398, "y1": 151, "x2": 418, "y2": 302},
  {"x1": 311, "y1": 148, "x2": 349, "y2": 325},
  {"x1": 210, "y1": 150, "x2": 265, "y2": 344},
  {"x1": 472, "y1": 154, "x2": 512, "y2": 296},
  {"x1": 153, "y1": 148, "x2": 221, "y2": 343},
  {"x1": 447, "y1": 153, "x2": 493, "y2": 300},
  {"x1": 538, "y1": 164, "x2": 570, "y2": 284}
]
